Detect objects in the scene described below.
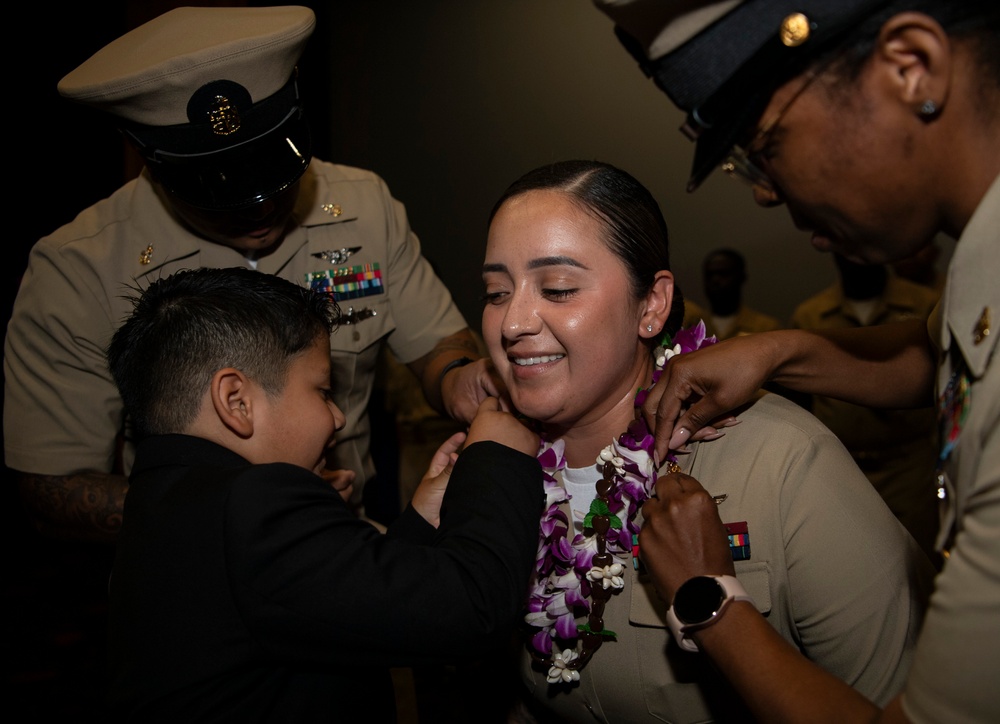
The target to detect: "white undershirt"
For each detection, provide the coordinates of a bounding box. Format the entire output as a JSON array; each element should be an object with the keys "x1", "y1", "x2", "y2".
[
  {"x1": 845, "y1": 297, "x2": 878, "y2": 325},
  {"x1": 711, "y1": 313, "x2": 737, "y2": 338},
  {"x1": 562, "y1": 463, "x2": 601, "y2": 532}
]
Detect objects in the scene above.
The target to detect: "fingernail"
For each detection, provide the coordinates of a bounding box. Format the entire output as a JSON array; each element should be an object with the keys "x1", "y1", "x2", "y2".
[
  {"x1": 693, "y1": 426, "x2": 719, "y2": 440},
  {"x1": 719, "y1": 417, "x2": 742, "y2": 428},
  {"x1": 701, "y1": 431, "x2": 725, "y2": 441},
  {"x1": 668, "y1": 427, "x2": 691, "y2": 450}
]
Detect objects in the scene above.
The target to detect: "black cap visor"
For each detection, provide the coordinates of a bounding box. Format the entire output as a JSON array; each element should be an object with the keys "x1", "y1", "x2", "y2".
[
  {"x1": 681, "y1": 41, "x2": 803, "y2": 192},
  {"x1": 620, "y1": 0, "x2": 895, "y2": 192},
  {"x1": 138, "y1": 108, "x2": 312, "y2": 210}
]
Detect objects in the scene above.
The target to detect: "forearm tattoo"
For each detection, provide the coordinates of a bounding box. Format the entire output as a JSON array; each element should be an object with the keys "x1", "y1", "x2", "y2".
[{"x1": 17, "y1": 471, "x2": 128, "y2": 543}]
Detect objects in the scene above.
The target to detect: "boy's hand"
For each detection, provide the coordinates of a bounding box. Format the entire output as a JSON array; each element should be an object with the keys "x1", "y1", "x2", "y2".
[
  {"x1": 411, "y1": 398, "x2": 538, "y2": 527},
  {"x1": 465, "y1": 397, "x2": 539, "y2": 457},
  {"x1": 410, "y1": 431, "x2": 467, "y2": 528},
  {"x1": 319, "y1": 467, "x2": 356, "y2": 503}
]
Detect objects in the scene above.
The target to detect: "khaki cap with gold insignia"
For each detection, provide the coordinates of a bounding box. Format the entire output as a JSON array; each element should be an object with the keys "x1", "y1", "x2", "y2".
[{"x1": 57, "y1": 5, "x2": 317, "y2": 210}]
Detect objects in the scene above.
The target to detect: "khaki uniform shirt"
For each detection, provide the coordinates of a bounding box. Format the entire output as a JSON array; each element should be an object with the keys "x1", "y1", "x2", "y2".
[
  {"x1": 521, "y1": 393, "x2": 934, "y2": 723},
  {"x1": 704, "y1": 305, "x2": 783, "y2": 340},
  {"x1": 681, "y1": 299, "x2": 706, "y2": 330},
  {"x1": 3, "y1": 161, "x2": 466, "y2": 498},
  {"x1": 791, "y1": 276, "x2": 941, "y2": 554},
  {"x1": 903, "y1": 173, "x2": 1000, "y2": 724},
  {"x1": 683, "y1": 302, "x2": 782, "y2": 340}
]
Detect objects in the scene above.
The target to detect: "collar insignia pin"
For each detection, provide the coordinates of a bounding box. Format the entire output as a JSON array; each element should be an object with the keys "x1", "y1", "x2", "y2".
[
  {"x1": 311, "y1": 246, "x2": 361, "y2": 264},
  {"x1": 321, "y1": 203, "x2": 343, "y2": 217},
  {"x1": 779, "y1": 13, "x2": 811, "y2": 47},
  {"x1": 139, "y1": 244, "x2": 154, "y2": 265},
  {"x1": 974, "y1": 307, "x2": 990, "y2": 345}
]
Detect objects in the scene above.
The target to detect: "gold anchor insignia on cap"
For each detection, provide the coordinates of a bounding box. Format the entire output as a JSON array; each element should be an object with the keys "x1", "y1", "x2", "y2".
[
  {"x1": 139, "y1": 244, "x2": 154, "y2": 265},
  {"x1": 322, "y1": 203, "x2": 343, "y2": 217},
  {"x1": 779, "y1": 13, "x2": 811, "y2": 47},
  {"x1": 973, "y1": 307, "x2": 991, "y2": 345},
  {"x1": 208, "y1": 95, "x2": 241, "y2": 136}
]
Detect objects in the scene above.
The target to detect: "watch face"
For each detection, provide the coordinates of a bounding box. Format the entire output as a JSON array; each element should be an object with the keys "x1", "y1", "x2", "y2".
[{"x1": 674, "y1": 576, "x2": 725, "y2": 625}]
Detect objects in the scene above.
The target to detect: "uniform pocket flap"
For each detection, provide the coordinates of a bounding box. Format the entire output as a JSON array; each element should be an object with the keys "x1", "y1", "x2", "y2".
[{"x1": 629, "y1": 561, "x2": 772, "y2": 628}]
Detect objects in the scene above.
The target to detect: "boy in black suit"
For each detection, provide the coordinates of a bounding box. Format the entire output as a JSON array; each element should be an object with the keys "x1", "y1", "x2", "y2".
[{"x1": 105, "y1": 266, "x2": 541, "y2": 722}]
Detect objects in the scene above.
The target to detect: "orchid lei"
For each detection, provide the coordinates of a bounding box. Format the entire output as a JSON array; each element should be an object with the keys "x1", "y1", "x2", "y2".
[{"x1": 525, "y1": 322, "x2": 717, "y2": 684}]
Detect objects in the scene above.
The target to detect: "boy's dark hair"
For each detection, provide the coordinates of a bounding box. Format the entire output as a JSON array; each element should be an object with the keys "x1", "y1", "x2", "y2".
[{"x1": 108, "y1": 267, "x2": 338, "y2": 439}]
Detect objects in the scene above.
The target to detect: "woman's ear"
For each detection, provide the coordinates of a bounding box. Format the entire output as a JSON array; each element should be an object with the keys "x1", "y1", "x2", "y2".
[
  {"x1": 210, "y1": 368, "x2": 255, "y2": 439},
  {"x1": 874, "y1": 12, "x2": 951, "y2": 118},
  {"x1": 640, "y1": 270, "x2": 674, "y2": 340}
]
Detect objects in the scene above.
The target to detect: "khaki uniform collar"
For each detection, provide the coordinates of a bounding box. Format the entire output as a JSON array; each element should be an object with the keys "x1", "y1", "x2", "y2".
[
  {"x1": 940, "y1": 172, "x2": 1000, "y2": 378},
  {"x1": 131, "y1": 164, "x2": 357, "y2": 279}
]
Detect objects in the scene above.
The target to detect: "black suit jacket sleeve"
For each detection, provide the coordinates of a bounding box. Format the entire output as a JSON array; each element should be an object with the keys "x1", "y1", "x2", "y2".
[{"x1": 226, "y1": 440, "x2": 542, "y2": 666}]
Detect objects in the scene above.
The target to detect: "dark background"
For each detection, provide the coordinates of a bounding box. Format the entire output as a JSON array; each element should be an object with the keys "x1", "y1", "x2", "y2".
[
  {"x1": 5, "y1": 1, "x2": 954, "y2": 719},
  {"x1": 6, "y1": 3, "x2": 340, "y2": 718}
]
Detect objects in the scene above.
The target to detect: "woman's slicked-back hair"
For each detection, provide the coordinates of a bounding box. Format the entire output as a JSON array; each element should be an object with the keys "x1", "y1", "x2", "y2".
[
  {"x1": 107, "y1": 266, "x2": 338, "y2": 439},
  {"x1": 489, "y1": 159, "x2": 686, "y2": 336}
]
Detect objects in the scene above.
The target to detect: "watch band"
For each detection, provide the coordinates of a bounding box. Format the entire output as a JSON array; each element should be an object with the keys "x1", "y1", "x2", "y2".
[
  {"x1": 437, "y1": 356, "x2": 475, "y2": 389},
  {"x1": 666, "y1": 574, "x2": 754, "y2": 653}
]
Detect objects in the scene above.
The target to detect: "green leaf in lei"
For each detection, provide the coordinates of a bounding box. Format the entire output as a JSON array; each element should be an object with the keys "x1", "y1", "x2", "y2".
[{"x1": 584, "y1": 498, "x2": 622, "y2": 530}]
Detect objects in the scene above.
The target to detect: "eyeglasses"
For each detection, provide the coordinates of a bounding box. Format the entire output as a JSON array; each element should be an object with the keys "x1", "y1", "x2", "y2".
[{"x1": 720, "y1": 64, "x2": 825, "y2": 194}]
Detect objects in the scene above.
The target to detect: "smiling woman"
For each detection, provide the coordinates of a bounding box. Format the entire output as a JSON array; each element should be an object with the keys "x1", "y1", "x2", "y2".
[
  {"x1": 481, "y1": 160, "x2": 935, "y2": 724},
  {"x1": 483, "y1": 192, "x2": 659, "y2": 435}
]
